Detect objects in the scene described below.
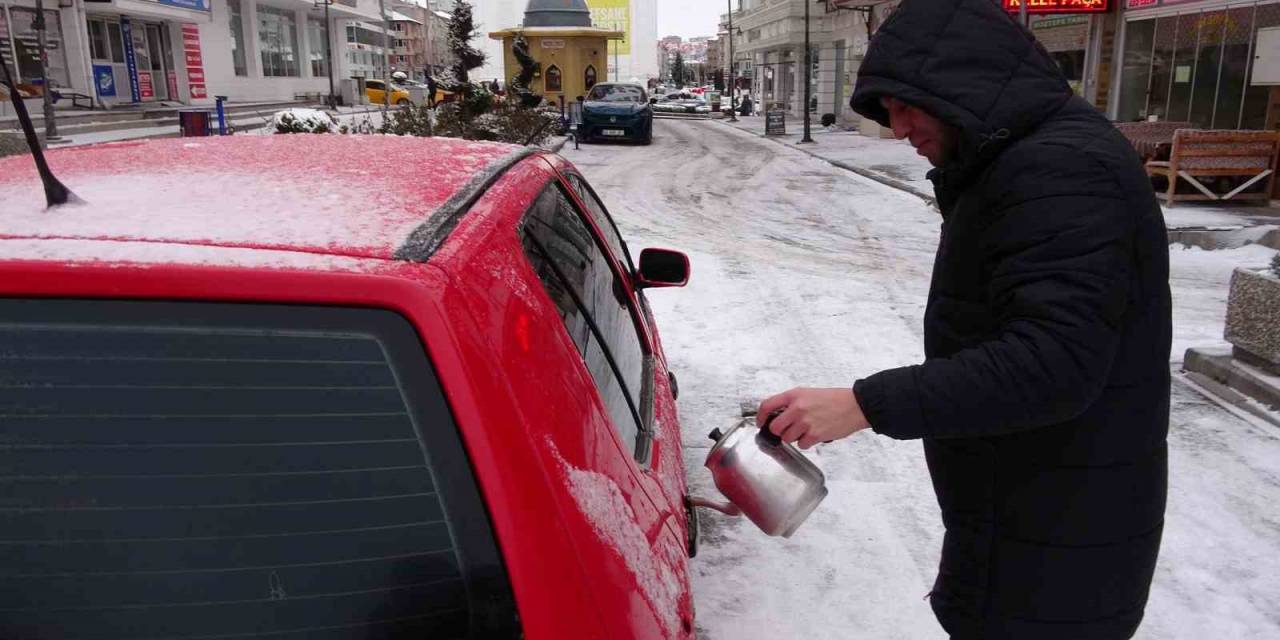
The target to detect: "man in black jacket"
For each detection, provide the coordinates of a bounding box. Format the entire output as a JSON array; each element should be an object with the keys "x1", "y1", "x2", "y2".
[{"x1": 757, "y1": 1, "x2": 1172, "y2": 638}]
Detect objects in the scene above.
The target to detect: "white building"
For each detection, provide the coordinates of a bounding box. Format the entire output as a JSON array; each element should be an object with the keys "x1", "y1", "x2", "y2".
[
  {"x1": 471, "y1": 0, "x2": 655, "y2": 84},
  {"x1": 1, "y1": 0, "x2": 388, "y2": 107},
  {"x1": 722, "y1": 0, "x2": 898, "y2": 133}
]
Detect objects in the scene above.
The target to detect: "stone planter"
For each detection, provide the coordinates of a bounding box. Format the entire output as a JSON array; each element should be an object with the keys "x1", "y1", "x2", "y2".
[{"x1": 1225, "y1": 266, "x2": 1280, "y2": 375}]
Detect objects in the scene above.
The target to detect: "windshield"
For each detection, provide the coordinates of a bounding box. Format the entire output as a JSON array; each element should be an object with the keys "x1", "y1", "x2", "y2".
[{"x1": 587, "y1": 85, "x2": 646, "y2": 103}]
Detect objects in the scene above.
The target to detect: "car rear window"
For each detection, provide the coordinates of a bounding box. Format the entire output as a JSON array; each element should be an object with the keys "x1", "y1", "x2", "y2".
[{"x1": 0, "y1": 300, "x2": 518, "y2": 639}]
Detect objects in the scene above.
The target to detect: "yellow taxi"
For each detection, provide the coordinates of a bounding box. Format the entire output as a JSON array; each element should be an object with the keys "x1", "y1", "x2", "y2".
[{"x1": 364, "y1": 79, "x2": 412, "y2": 106}]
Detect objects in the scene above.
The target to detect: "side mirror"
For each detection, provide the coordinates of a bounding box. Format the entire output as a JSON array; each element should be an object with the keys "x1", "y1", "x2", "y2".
[{"x1": 636, "y1": 248, "x2": 689, "y2": 289}]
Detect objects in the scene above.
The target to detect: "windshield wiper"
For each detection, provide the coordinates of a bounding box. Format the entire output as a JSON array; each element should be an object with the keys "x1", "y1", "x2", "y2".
[{"x1": 1, "y1": 49, "x2": 79, "y2": 208}]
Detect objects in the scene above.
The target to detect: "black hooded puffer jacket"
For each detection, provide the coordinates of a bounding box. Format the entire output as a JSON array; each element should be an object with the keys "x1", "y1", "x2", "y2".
[{"x1": 849, "y1": 1, "x2": 1172, "y2": 638}]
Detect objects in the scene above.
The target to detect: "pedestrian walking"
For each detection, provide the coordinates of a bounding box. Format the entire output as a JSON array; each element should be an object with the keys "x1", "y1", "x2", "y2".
[
  {"x1": 425, "y1": 74, "x2": 437, "y2": 108},
  {"x1": 757, "y1": 1, "x2": 1172, "y2": 638}
]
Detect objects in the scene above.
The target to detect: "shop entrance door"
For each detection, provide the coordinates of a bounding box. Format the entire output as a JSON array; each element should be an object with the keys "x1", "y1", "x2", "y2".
[{"x1": 145, "y1": 23, "x2": 171, "y2": 101}]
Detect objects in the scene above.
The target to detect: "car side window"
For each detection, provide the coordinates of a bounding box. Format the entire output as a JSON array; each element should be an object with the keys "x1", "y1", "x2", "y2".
[
  {"x1": 564, "y1": 174, "x2": 635, "y2": 273},
  {"x1": 520, "y1": 183, "x2": 652, "y2": 460}
]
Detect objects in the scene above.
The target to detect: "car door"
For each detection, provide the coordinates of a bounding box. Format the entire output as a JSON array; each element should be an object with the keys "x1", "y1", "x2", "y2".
[
  {"x1": 553, "y1": 167, "x2": 689, "y2": 548},
  {"x1": 365, "y1": 79, "x2": 385, "y2": 104},
  {"x1": 517, "y1": 180, "x2": 693, "y2": 637}
]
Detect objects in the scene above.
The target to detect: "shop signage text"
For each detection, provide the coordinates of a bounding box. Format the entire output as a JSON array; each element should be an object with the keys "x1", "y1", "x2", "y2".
[
  {"x1": 154, "y1": 0, "x2": 210, "y2": 11},
  {"x1": 1003, "y1": 0, "x2": 1110, "y2": 13},
  {"x1": 1126, "y1": 0, "x2": 1203, "y2": 8},
  {"x1": 182, "y1": 23, "x2": 207, "y2": 99},
  {"x1": 121, "y1": 18, "x2": 141, "y2": 102}
]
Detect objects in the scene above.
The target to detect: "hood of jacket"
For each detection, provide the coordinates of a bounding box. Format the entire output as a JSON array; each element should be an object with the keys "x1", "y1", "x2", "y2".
[{"x1": 849, "y1": 0, "x2": 1074, "y2": 184}]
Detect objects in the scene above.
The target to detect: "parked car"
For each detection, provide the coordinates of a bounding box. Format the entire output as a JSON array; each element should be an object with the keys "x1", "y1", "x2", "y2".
[
  {"x1": 578, "y1": 82, "x2": 654, "y2": 144},
  {"x1": 0, "y1": 136, "x2": 698, "y2": 639},
  {"x1": 653, "y1": 92, "x2": 710, "y2": 115},
  {"x1": 365, "y1": 78, "x2": 412, "y2": 106}
]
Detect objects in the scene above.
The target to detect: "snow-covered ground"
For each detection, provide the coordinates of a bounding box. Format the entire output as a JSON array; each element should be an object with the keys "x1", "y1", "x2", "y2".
[{"x1": 562, "y1": 119, "x2": 1280, "y2": 639}]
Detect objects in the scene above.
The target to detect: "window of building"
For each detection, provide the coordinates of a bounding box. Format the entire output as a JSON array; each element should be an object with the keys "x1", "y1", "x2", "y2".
[
  {"x1": 545, "y1": 64, "x2": 562, "y2": 92},
  {"x1": 308, "y1": 17, "x2": 328, "y2": 78},
  {"x1": 88, "y1": 19, "x2": 112, "y2": 61},
  {"x1": 9, "y1": 8, "x2": 70, "y2": 87},
  {"x1": 229, "y1": 0, "x2": 248, "y2": 76},
  {"x1": 520, "y1": 184, "x2": 652, "y2": 461},
  {"x1": 106, "y1": 22, "x2": 124, "y2": 63},
  {"x1": 258, "y1": 5, "x2": 299, "y2": 77},
  {"x1": 584, "y1": 64, "x2": 597, "y2": 89}
]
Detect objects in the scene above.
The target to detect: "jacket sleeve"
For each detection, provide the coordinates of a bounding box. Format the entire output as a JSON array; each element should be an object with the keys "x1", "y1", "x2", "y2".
[{"x1": 854, "y1": 189, "x2": 1134, "y2": 440}]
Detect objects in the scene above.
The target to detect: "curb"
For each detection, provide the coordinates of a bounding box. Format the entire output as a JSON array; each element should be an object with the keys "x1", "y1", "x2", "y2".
[
  {"x1": 1183, "y1": 347, "x2": 1280, "y2": 427},
  {"x1": 713, "y1": 119, "x2": 937, "y2": 207}
]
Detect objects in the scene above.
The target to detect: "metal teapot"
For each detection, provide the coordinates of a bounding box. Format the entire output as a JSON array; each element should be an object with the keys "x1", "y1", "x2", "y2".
[{"x1": 690, "y1": 415, "x2": 828, "y2": 538}]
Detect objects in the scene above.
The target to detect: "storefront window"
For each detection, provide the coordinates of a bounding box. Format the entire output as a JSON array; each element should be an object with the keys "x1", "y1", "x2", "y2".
[
  {"x1": 107, "y1": 23, "x2": 124, "y2": 63},
  {"x1": 1146, "y1": 16, "x2": 1177, "y2": 121},
  {"x1": 308, "y1": 18, "x2": 328, "y2": 78},
  {"x1": 88, "y1": 19, "x2": 110, "y2": 61},
  {"x1": 1215, "y1": 7, "x2": 1256, "y2": 129},
  {"x1": 8, "y1": 8, "x2": 70, "y2": 88},
  {"x1": 1189, "y1": 11, "x2": 1226, "y2": 128},
  {"x1": 1117, "y1": 19, "x2": 1155, "y2": 121},
  {"x1": 1242, "y1": 4, "x2": 1280, "y2": 130},
  {"x1": 1166, "y1": 13, "x2": 1200, "y2": 122},
  {"x1": 229, "y1": 0, "x2": 247, "y2": 76},
  {"x1": 258, "y1": 5, "x2": 299, "y2": 77}
]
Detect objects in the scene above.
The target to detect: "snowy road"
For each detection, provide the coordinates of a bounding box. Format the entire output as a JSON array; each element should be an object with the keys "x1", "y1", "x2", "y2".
[{"x1": 560, "y1": 119, "x2": 1280, "y2": 640}]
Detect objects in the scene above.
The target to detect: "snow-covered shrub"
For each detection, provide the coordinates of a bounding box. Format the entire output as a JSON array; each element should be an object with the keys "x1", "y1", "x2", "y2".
[
  {"x1": 435, "y1": 98, "x2": 559, "y2": 145},
  {"x1": 273, "y1": 109, "x2": 337, "y2": 134},
  {"x1": 378, "y1": 103, "x2": 435, "y2": 137}
]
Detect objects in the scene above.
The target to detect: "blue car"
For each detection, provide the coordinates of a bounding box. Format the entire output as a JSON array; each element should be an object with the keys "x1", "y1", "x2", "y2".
[{"x1": 578, "y1": 83, "x2": 653, "y2": 145}]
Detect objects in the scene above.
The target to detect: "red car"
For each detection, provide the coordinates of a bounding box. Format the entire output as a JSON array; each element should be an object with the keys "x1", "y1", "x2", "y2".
[{"x1": 0, "y1": 136, "x2": 697, "y2": 639}]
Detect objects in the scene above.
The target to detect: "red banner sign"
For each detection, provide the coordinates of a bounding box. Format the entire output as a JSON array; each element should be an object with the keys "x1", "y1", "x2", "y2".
[
  {"x1": 138, "y1": 71, "x2": 154, "y2": 99},
  {"x1": 181, "y1": 22, "x2": 207, "y2": 101},
  {"x1": 1003, "y1": 0, "x2": 1110, "y2": 13}
]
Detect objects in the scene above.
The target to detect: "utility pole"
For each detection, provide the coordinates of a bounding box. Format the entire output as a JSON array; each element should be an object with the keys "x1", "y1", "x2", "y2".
[
  {"x1": 34, "y1": 0, "x2": 58, "y2": 140},
  {"x1": 1019, "y1": 0, "x2": 1027, "y2": 27},
  {"x1": 726, "y1": 0, "x2": 736, "y2": 121},
  {"x1": 798, "y1": 0, "x2": 813, "y2": 144},
  {"x1": 322, "y1": 0, "x2": 336, "y2": 107},
  {"x1": 379, "y1": 0, "x2": 391, "y2": 114}
]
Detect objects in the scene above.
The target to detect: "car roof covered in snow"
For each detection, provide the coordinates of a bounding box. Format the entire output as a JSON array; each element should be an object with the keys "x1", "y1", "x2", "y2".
[{"x1": 0, "y1": 136, "x2": 532, "y2": 270}]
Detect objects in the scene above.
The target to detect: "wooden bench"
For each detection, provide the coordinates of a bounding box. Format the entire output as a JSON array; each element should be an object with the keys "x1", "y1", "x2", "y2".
[{"x1": 1146, "y1": 129, "x2": 1280, "y2": 204}]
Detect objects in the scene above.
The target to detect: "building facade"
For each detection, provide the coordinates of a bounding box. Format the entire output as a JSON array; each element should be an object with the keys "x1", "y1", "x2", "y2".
[{"x1": 0, "y1": 0, "x2": 389, "y2": 107}]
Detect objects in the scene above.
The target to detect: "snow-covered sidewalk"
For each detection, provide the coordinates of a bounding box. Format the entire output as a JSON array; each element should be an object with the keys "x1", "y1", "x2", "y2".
[{"x1": 719, "y1": 114, "x2": 1280, "y2": 232}]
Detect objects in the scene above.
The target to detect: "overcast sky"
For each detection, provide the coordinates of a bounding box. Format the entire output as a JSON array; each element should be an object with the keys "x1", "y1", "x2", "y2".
[{"x1": 657, "y1": 0, "x2": 723, "y2": 39}]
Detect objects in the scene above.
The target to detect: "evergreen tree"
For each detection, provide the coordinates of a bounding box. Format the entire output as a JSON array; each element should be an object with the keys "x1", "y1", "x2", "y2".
[
  {"x1": 673, "y1": 52, "x2": 684, "y2": 87},
  {"x1": 445, "y1": 0, "x2": 485, "y2": 91}
]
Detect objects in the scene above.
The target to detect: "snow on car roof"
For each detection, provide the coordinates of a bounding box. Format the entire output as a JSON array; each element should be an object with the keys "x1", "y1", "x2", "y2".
[{"x1": 0, "y1": 136, "x2": 525, "y2": 268}]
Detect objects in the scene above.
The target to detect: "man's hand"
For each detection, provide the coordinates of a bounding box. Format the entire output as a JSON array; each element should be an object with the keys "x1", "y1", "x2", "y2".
[{"x1": 757, "y1": 388, "x2": 871, "y2": 449}]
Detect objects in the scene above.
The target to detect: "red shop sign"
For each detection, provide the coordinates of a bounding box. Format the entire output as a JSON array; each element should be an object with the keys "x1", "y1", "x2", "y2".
[{"x1": 1003, "y1": 0, "x2": 1110, "y2": 13}]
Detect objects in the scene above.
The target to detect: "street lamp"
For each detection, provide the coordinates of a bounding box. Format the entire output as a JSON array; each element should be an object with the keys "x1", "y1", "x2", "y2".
[
  {"x1": 726, "y1": 0, "x2": 737, "y2": 122},
  {"x1": 798, "y1": 0, "x2": 813, "y2": 144}
]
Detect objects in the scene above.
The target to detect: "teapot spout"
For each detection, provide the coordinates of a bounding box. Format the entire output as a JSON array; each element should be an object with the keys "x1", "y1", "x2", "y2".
[{"x1": 688, "y1": 495, "x2": 742, "y2": 517}]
